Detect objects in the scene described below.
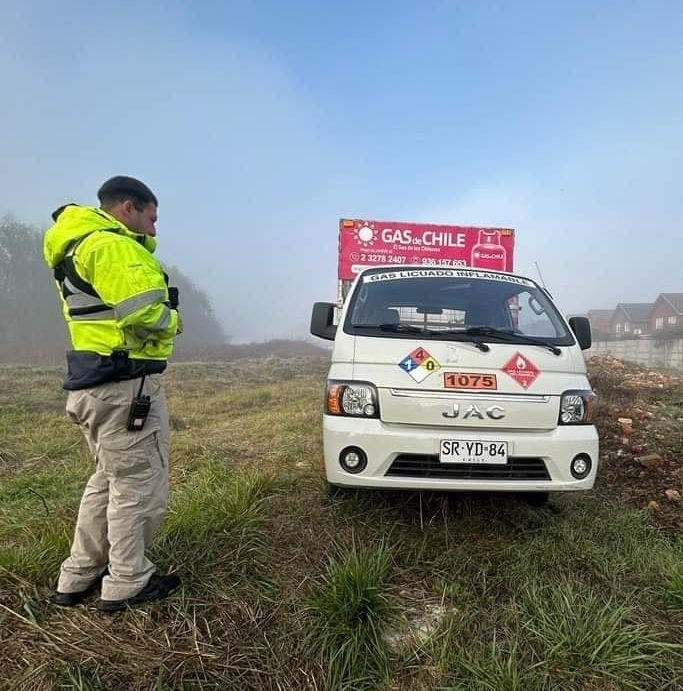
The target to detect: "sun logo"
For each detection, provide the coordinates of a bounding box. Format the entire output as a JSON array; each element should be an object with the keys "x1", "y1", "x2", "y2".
[{"x1": 354, "y1": 223, "x2": 376, "y2": 248}]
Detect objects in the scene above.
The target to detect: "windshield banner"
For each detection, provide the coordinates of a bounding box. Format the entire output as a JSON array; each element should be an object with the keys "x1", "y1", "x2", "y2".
[{"x1": 362, "y1": 268, "x2": 535, "y2": 287}]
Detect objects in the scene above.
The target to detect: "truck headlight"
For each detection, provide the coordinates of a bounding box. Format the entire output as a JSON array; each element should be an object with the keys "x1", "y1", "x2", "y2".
[
  {"x1": 558, "y1": 390, "x2": 596, "y2": 425},
  {"x1": 326, "y1": 381, "x2": 379, "y2": 418}
]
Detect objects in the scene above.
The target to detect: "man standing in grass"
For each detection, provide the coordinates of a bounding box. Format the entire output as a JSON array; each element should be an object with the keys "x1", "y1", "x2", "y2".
[{"x1": 43, "y1": 175, "x2": 182, "y2": 612}]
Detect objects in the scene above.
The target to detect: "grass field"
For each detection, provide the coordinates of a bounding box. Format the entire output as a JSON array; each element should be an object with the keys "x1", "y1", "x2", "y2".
[{"x1": 1, "y1": 357, "x2": 682, "y2": 690}]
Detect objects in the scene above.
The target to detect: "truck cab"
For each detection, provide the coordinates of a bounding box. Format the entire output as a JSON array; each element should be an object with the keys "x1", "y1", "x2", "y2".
[{"x1": 311, "y1": 265, "x2": 598, "y2": 501}]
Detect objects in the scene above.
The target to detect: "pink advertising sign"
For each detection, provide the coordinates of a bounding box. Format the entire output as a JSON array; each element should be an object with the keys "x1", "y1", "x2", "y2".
[{"x1": 338, "y1": 218, "x2": 515, "y2": 282}]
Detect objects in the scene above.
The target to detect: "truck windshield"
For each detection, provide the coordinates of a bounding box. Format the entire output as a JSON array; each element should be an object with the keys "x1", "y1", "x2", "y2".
[{"x1": 345, "y1": 268, "x2": 575, "y2": 346}]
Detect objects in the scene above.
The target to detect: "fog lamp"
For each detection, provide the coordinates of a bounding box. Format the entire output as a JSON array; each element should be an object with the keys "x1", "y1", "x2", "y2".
[
  {"x1": 570, "y1": 453, "x2": 592, "y2": 479},
  {"x1": 339, "y1": 446, "x2": 367, "y2": 474}
]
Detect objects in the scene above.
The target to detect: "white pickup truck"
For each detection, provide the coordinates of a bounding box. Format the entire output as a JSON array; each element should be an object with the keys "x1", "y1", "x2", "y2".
[{"x1": 310, "y1": 265, "x2": 599, "y2": 504}]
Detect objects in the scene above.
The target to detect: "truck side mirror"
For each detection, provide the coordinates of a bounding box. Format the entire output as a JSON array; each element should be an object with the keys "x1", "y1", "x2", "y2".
[
  {"x1": 568, "y1": 316, "x2": 592, "y2": 350},
  {"x1": 311, "y1": 302, "x2": 337, "y2": 340}
]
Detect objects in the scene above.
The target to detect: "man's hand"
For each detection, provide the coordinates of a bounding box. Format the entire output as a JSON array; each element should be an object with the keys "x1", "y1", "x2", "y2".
[{"x1": 168, "y1": 286, "x2": 180, "y2": 309}]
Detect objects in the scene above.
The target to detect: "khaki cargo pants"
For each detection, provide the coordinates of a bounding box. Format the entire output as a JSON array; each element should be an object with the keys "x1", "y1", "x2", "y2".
[{"x1": 57, "y1": 374, "x2": 170, "y2": 602}]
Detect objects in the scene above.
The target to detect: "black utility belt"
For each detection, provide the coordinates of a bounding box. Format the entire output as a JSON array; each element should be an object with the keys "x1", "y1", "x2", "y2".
[
  {"x1": 63, "y1": 351, "x2": 166, "y2": 391},
  {"x1": 111, "y1": 351, "x2": 165, "y2": 380}
]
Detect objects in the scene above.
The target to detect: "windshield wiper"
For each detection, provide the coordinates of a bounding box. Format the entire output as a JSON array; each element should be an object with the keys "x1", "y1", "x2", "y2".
[
  {"x1": 463, "y1": 326, "x2": 562, "y2": 355},
  {"x1": 354, "y1": 323, "x2": 491, "y2": 351},
  {"x1": 353, "y1": 322, "x2": 425, "y2": 334},
  {"x1": 379, "y1": 322, "x2": 425, "y2": 334}
]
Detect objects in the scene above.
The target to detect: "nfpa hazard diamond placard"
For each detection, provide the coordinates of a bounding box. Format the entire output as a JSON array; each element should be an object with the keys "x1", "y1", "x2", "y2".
[
  {"x1": 502, "y1": 352, "x2": 540, "y2": 389},
  {"x1": 398, "y1": 347, "x2": 440, "y2": 383}
]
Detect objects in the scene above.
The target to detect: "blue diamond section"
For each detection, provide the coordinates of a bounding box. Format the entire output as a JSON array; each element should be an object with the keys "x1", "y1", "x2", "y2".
[{"x1": 399, "y1": 355, "x2": 419, "y2": 373}]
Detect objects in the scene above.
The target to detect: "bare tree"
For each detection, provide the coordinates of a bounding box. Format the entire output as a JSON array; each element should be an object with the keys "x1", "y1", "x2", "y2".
[
  {"x1": 0, "y1": 216, "x2": 228, "y2": 363},
  {"x1": 0, "y1": 215, "x2": 66, "y2": 360}
]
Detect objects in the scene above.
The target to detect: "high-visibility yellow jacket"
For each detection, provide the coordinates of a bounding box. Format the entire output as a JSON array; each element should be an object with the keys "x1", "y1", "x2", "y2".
[{"x1": 43, "y1": 205, "x2": 179, "y2": 389}]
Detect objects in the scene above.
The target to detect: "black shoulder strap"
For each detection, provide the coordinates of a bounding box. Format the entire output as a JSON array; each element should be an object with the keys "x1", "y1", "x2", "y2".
[
  {"x1": 53, "y1": 227, "x2": 123, "y2": 299},
  {"x1": 53, "y1": 236, "x2": 99, "y2": 298}
]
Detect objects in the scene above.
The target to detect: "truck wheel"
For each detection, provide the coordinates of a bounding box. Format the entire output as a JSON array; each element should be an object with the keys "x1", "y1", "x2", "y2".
[
  {"x1": 518, "y1": 492, "x2": 550, "y2": 507},
  {"x1": 326, "y1": 482, "x2": 353, "y2": 498}
]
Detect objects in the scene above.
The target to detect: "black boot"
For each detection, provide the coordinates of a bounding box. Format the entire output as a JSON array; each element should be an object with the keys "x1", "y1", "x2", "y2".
[
  {"x1": 96, "y1": 573, "x2": 181, "y2": 612},
  {"x1": 53, "y1": 568, "x2": 108, "y2": 607}
]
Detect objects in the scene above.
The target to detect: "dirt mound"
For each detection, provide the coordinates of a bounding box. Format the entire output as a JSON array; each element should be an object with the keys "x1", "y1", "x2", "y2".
[{"x1": 589, "y1": 355, "x2": 683, "y2": 533}]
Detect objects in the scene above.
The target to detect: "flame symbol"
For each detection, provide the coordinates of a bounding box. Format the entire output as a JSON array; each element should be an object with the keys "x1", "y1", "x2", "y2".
[{"x1": 516, "y1": 356, "x2": 526, "y2": 369}]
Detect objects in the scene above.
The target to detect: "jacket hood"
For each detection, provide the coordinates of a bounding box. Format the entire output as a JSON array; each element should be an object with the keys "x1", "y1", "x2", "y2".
[{"x1": 43, "y1": 204, "x2": 157, "y2": 268}]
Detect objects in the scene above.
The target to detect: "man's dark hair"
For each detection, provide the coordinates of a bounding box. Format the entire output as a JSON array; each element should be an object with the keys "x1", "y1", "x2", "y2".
[{"x1": 97, "y1": 175, "x2": 158, "y2": 211}]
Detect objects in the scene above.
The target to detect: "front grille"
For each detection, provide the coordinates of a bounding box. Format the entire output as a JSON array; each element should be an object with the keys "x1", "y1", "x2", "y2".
[{"x1": 386, "y1": 454, "x2": 550, "y2": 480}]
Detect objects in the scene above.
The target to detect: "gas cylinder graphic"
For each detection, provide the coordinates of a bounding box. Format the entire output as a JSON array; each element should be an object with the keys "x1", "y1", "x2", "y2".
[{"x1": 471, "y1": 230, "x2": 507, "y2": 271}]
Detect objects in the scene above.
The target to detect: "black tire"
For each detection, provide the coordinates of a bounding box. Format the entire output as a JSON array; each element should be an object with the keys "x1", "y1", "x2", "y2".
[
  {"x1": 518, "y1": 492, "x2": 550, "y2": 507},
  {"x1": 326, "y1": 482, "x2": 354, "y2": 498}
]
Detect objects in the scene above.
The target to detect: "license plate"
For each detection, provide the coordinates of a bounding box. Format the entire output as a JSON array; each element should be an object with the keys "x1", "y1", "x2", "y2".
[{"x1": 440, "y1": 440, "x2": 508, "y2": 464}]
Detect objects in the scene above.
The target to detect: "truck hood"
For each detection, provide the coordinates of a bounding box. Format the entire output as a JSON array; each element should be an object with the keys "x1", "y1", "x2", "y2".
[{"x1": 333, "y1": 335, "x2": 590, "y2": 431}]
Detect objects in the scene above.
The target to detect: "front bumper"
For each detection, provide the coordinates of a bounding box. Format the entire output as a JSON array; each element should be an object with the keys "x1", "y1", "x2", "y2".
[{"x1": 323, "y1": 416, "x2": 599, "y2": 492}]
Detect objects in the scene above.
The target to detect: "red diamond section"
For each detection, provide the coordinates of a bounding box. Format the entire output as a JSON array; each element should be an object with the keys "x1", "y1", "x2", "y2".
[
  {"x1": 502, "y1": 352, "x2": 540, "y2": 389},
  {"x1": 409, "y1": 347, "x2": 430, "y2": 364}
]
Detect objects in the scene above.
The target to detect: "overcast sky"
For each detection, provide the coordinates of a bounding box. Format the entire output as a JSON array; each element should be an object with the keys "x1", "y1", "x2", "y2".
[{"x1": 2, "y1": 0, "x2": 682, "y2": 342}]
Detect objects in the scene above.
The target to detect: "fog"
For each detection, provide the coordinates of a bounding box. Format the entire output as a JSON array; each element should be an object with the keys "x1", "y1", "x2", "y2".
[{"x1": 2, "y1": 0, "x2": 682, "y2": 342}]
